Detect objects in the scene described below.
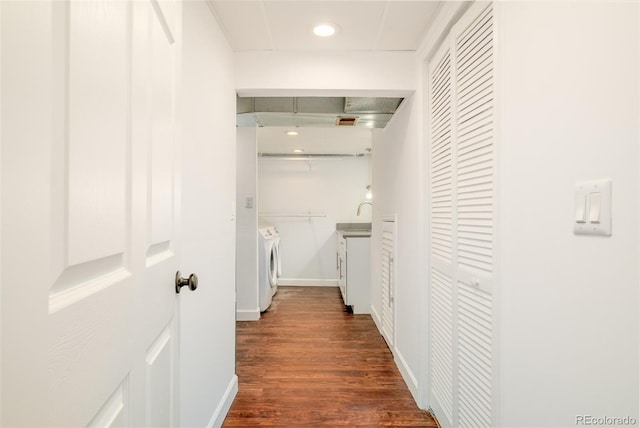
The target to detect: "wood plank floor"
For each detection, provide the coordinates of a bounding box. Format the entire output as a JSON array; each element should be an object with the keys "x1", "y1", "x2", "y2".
[{"x1": 223, "y1": 286, "x2": 437, "y2": 427}]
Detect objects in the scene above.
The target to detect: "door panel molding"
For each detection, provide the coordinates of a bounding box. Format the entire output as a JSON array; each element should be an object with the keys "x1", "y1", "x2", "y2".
[
  {"x1": 145, "y1": 323, "x2": 175, "y2": 427},
  {"x1": 48, "y1": 0, "x2": 132, "y2": 309},
  {"x1": 150, "y1": 0, "x2": 176, "y2": 44},
  {"x1": 87, "y1": 376, "x2": 130, "y2": 428},
  {"x1": 49, "y1": 253, "x2": 130, "y2": 314}
]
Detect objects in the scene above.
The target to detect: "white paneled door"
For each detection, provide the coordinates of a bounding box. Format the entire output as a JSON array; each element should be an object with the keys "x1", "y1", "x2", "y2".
[
  {"x1": 2, "y1": 1, "x2": 184, "y2": 426},
  {"x1": 428, "y1": 2, "x2": 496, "y2": 428}
]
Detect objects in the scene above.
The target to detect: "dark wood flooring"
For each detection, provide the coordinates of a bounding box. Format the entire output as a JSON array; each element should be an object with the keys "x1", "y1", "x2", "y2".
[{"x1": 223, "y1": 286, "x2": 437, "y2": 427}]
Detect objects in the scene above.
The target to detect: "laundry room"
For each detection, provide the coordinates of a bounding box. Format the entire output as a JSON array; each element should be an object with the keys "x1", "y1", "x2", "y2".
[{"x1": 235, "y1": 116, "x2": 376, "y2": 319}]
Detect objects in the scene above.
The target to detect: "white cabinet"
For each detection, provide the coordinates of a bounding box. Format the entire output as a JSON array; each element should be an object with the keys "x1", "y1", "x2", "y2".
[
  {"x1": 381, "y1": 220, "x2": 395, "y2": 348},
  {"x1": 336, "y1": 232, "x2": 371, "y2": 314}
]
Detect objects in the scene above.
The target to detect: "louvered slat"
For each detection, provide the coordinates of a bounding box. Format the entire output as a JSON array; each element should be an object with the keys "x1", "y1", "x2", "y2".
[
  {"x1": 456, "y1": 2, "x2": 493, "y2": 276},
  {"x1": 381, "y1": 230, "x2": 394, "y2": 347},
  {"x1": 431, "y1": 48, "x2": 453, "y2": 265},
  {"x1": 455, "y1": 4, "x2": 494, "y2": 427},
  {"x1": 456, "y1": 4, "x2": 493, "y2": 58},
  {"x1": 457, "y1": 280, "x2": 492, "y2": 428},
  {"x1": 457, "y1": 41, "x2": 493, "y2": 91},
  {"x1": 431, "y1": 268, "x2": 454, "y2": 425},
  {"x1": 429, "y1": 43, "x2": 455, "y2": 426}
]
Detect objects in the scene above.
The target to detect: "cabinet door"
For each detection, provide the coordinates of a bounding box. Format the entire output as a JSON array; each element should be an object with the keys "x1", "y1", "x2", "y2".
[
  {"x1": 381, "y1": 221, "x2": 395, "y2": 348},
  {"x1": 343, "y1": 237, "x2": 371, "y2": 314},
  {"x1": 338, "y1": 237, "x2": 347, "y2": 303}
]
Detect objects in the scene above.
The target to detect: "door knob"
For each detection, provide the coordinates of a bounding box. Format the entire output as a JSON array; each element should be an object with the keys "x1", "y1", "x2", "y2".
[{"x1": 175, "y1": 271, "x2": 198, "y2": 293}]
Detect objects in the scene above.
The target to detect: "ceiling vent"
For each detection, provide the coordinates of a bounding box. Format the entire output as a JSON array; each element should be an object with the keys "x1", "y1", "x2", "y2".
[{"x1": 336, "y1": 116, "x2": 359, "y2": 126}]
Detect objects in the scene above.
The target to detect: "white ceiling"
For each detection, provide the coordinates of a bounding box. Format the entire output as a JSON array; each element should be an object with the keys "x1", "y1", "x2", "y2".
[
  {"x1": 210, "y1": 1, "x2": 442, "y2": 52},
  {"x1": 257, "y1": 126, "x2": 372, "y2": 154},
  {"x1": 215, "y1": 1, "x2": 440, "y2": 153}
]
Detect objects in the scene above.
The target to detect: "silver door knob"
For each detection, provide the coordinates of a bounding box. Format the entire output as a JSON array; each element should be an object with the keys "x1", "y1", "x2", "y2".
[{"x1": 175, "y1": 271, "x2": 198, "y2": 293}]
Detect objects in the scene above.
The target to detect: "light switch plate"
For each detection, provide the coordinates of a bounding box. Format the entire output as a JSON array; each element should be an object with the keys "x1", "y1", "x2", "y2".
[
  {"x1": 245, "y1": 195, "x2": 254, "y2": 209},
  {"x1": 573, "y1": 179, "x2": 612, "y2": 236}
]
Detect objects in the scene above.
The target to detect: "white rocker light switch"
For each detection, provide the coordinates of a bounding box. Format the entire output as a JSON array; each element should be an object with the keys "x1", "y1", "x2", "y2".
[
  {"x1": 575, "y1": 193, "x2": 587, "y2": 223},
  {"x1": 574, "y1": 180, "x2": 611, "y2": 236},
  {"x1": 589, "y1": 192, "x2": 601, "y2": 223}
]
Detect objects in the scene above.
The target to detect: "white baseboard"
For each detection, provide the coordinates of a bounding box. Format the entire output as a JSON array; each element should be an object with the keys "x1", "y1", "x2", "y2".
[
  {"x1": 370, "y1": 304, "x2": 382, "y2": 333},
  {"x1": 208, "y1": 374, "x2": 238, "y2": 428},
  {"x1": 367, "y1": 305, "x2": 420, "y2": 404},
  {"x1": 236, "y1": 308, "x2": 260, "y2": 321},
  {"x1": 277, "y1": 278, "x2": 338, "y2": 287},
  {"x1": 394, "y1": 348, "x2": 420, "y2": 404}
]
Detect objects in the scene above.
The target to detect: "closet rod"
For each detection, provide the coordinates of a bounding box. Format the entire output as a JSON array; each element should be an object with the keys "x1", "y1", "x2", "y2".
[
  {"x1": 258, "y1": 153, "x2": 367, "y2": 159},
  {"x1": 259, "y1": 213, "x2": 327, "y2": 218}
]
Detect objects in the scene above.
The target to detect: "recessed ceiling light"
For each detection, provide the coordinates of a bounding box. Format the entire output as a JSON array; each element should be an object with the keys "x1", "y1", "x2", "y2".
[
  {"x1": 313, "y1": 24, "x2": 336, "y2": 37},
  {"x1": 292, "y1": 149, "x2": 304, "y2": 153},
  {"x1": 286, "y1": 131, "x2": 298, "y2": 136}
]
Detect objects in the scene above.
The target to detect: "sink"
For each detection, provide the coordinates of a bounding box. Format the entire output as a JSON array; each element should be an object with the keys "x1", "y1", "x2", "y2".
[{"x1": 336, "y1": 222, "x2": 371, "y2": 231}]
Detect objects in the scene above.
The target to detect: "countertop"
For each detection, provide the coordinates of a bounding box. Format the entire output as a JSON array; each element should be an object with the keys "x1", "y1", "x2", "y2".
[{"x1": 336, "y1": 222, "x2": 371, "y2": 238}]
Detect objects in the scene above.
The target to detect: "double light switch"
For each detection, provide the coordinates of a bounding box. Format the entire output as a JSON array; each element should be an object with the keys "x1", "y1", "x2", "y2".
[{"x1": 574, "y1": 179, "x2": 611, "y2": 236}]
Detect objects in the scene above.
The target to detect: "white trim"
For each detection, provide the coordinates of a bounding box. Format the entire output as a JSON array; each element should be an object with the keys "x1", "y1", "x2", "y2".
[
  {"x1": 493, "y1": 3, "x2": 504, "y2": 426},
  {"x1": 276, "y1": 279, "x2": 338, "y2": 287},
  {"x1": 236, "y1": 309, "x2": 260, "y2": 321},
  {"x1": 417, "y1": 1, "x2": 471, "y2": 62},
  {"x1": 419, "y1": 44, "x2": 431, "y2": 412},
  {"x1": 0, "y1": 2, "x2": 3, "y2": 421},
  {"x1": 207, "y1": 374, "x2": 238, "y2": 428},
  {"x1": 395, "y1": 347, "x2": 420, "y2": 405},
  {"x1": 370, "y1": 303, "x2": 382, "y2": 333},
  {"x1": 237, "y1": 88, "x2": 415, "y2": 99}
]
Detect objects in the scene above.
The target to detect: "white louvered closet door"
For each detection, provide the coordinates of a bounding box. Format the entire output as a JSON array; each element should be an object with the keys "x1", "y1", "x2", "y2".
[
  {"x1": 429, "y1": 35, "x2": 455, "y2": 428},
  {"x1": 381, "y1": 220, "x2": 395, "y2": 349},
  {"x1": 428, "y1": 2, "x2": 496, "y2": 428}
]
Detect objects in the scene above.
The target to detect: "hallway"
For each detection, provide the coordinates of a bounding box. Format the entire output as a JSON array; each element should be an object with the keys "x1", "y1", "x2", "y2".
[{"x1": 223, "y1": 286, "x2": 436, "y2": 426}]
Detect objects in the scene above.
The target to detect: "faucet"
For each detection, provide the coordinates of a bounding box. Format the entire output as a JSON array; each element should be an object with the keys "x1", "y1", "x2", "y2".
[{"x1": 356, "y1": 200, "x2": 373, "y2": 216}]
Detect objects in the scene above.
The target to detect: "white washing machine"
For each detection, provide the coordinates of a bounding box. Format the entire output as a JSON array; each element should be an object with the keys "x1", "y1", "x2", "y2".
[
  {"x1": 258, "y1": 226, "x2": 279, "y2": 312},
  {"x1": 272, "y1": 229, "x2": 281, "y2": 296}
]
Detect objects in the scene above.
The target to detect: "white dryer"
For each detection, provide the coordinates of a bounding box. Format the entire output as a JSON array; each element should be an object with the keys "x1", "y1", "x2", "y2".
[{"x1": 258, "y1": 226, "x2": 278, "y2": 312}]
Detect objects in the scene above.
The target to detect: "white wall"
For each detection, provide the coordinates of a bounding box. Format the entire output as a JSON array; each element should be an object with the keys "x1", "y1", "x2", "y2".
[
  {"x1": 497, "y1": 2, "x2": 639, "y2": 426},
  {"x1": 236, "y1": 128, "x2": 259, "y2": 320},
  {"x1": 371, "y1": 94, "x2": 425, "y2": 403},
  {"x1": 180, "y1": 2, "x2": 237, "y2": 426},
  {"x1": 235, "y1": 51, "x2": 416, "y2": 97},
  {"x1": 371, "y1": 131, "x2": 384, "y2": 321},
  {"x1": 258, "y1": 156, "x2": 371, "y2": 284}
]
